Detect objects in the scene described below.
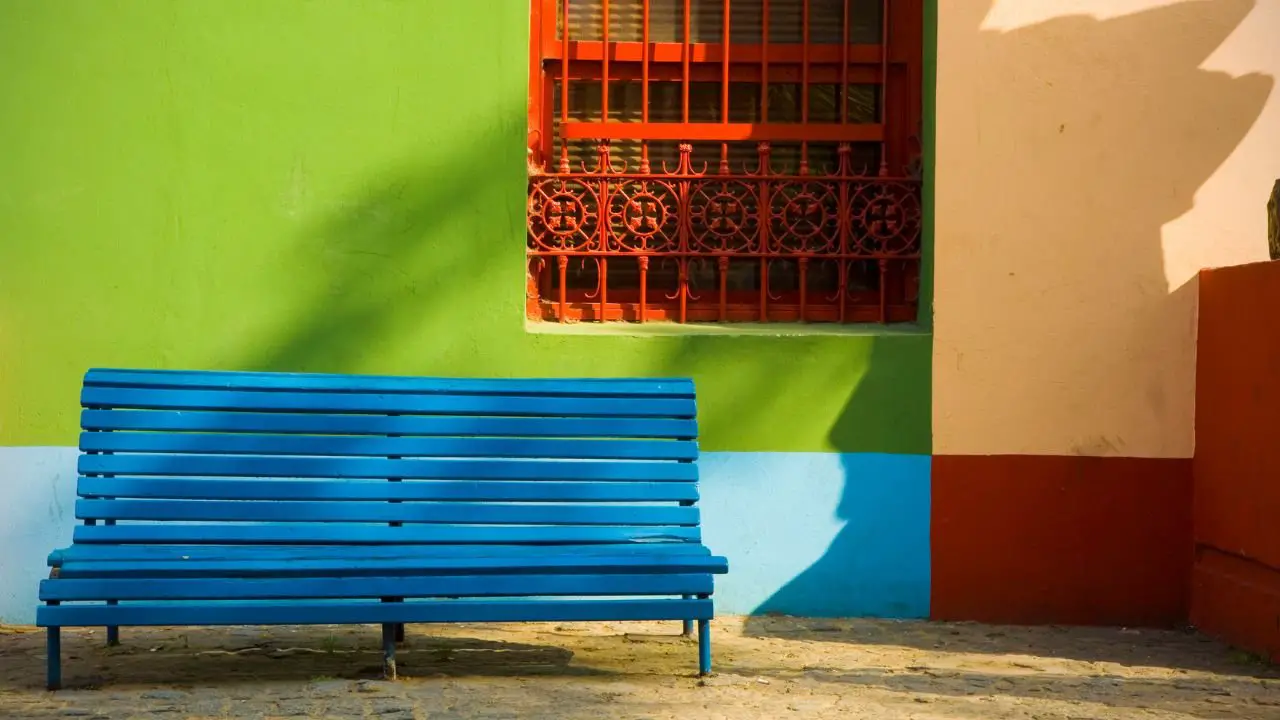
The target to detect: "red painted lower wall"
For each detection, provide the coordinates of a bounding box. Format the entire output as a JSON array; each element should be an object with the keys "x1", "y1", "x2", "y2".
[
  {"x1": 1193, "y1": 262, "x2": 1280, "y2": 660},
  {"x1": 931, "y1": 455, "x2": 1192, "y2": 627},
  {"x1": 1191, "y1": 547, "x2": 1280, "y2": 661}
]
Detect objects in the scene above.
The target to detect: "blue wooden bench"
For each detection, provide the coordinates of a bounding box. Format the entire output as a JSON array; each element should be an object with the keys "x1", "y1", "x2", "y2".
[{"x1": 38, "y1": 368, "x2": 727, "y2": 689}]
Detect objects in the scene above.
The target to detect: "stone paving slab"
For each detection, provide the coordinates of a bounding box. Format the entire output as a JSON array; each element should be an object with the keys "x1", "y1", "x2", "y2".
[{"x1": 1, "y1": 617, "x2": 1277, "y2": 719}]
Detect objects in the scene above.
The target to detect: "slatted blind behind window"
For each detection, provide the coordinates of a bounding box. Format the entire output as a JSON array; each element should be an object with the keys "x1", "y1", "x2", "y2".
[
  {"x1": 549, "y1": 0, "x2": 885, "y2": 173},
  {"x1": 560, "y1": 0, "x2": 883, "y2": 45},
  {"x1": 551, "y1": 82, "x2": 881, "y2": 173}
]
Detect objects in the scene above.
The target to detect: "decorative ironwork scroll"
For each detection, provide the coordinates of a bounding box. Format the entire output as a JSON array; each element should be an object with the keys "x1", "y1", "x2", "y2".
[{"x1": 527, "y1": 0, "x2": 924, "y2": 323}]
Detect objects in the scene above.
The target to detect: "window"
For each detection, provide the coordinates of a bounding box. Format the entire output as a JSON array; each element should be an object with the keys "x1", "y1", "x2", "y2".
[{"x1": 527, "y1": 0, "x2": 923, "y2": 324}]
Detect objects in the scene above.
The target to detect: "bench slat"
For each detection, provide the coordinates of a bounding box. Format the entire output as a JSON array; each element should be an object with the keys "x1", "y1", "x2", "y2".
[
  {"x1": 41, "y1": 573, "x2": 714, "y2": 601},
  {"x1": 73, "y1": 524, "x2": 701, "y2": 545},
  {"x1": 78, "y1": 454, "x2": 698, "y2": 482},
  {"x1": 50, "y1": 543, "x2": 713, "y2": 564},
  {"x1": 54, "y1": 555, "x2": 729, "y2": 578},
  {"x1": 81, "y1": 387, "x2": 696, "y2": 418},
  {"x1": 37, "y1": 598, "x2": 715, "y2": 627},
  {"x1": 81, "y1": 411, "x2": 698, "y2": 439},
  {"x1": 77, "y1": 478, "x2": 699, "y2": 502},
  {"x1": 76, "y1": 499, "x2": 700, "y2": 526},
  {"x1": 86, "y1": 369, "x2": 695, "y2": 398},
  {"x1": 79, "y1": 433, "x2": 698, "y2": 461}
]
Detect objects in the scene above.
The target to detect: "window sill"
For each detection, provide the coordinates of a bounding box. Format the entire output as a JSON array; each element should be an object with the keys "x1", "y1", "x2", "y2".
[{"x1": 524, "y1": 320, "x2": 931, "y2": 338}]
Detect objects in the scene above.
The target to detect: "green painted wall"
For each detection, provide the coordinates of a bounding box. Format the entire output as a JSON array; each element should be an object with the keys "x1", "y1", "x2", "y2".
[{"x1": 0, "y1": 0, "x2": 930, "y2": 453}]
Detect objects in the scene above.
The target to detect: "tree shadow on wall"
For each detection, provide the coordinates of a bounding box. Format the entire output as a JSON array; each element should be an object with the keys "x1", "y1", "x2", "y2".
[
  {"x1": 719, "y1": 341, "x2": 932, "y2": 623},
  {"x1": 932, "y1": 0, "x2": 1271, "y2": 456},
  {"x1": 655, "y1": 328, "x2": 931, "y2": 618},
  {"x1": 744, "y1": 0, "x2": 1271, "y2": 659},
  {"x1": 230, "y1": 105, "x2": 526, "y2": 376}
]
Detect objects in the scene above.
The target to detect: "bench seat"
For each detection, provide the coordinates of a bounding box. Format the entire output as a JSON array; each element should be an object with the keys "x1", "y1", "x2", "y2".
[{"x1": 37, "y1": 369, "x2": 727, "y2": 689}]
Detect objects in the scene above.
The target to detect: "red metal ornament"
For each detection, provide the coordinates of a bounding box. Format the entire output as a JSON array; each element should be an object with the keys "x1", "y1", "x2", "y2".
[{"x1": 527, "y1": 0, "x2": 923, "y2": 324}]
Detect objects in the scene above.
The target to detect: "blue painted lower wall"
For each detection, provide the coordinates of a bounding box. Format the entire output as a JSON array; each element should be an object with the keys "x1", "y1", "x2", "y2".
[
  {"x1": 701, "y1": 452, "x2": 931, "y2": 618},
  {"x1": 0, "y1": 447, "x2": 80, "y2": 625},
  {"x1": 0, "y1": 447, "x2": 931, "y2": 624}
]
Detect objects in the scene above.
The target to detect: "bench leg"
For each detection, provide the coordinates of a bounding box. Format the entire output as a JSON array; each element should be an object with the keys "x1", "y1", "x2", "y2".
[
  {"x1": 697, "y1": 619, "x2": 711, "y2": 676},
  {"x1": 381, "y1": 623, "x2": 397, "y2": 680},
  {"x1": 380, "y1": 597, "x2": 405, "y2": 644},
  {"x1": 47, "y1": 627, "x2": 62, "y2": 691},
  {"x1": 681, "y1": 596, "x2": 694, "y2": 637},
  {"x1": 106, "y1": 600, "x2": 119, "y2": 646}
]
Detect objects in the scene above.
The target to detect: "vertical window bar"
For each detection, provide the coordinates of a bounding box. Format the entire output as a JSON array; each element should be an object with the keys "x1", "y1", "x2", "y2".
[
  {"x1": 599, "y1": 257, "x2": 609, "y2": 321},
  {"x1": 840, "y1": 0, "x2": 850, "y2": 125},
  {"x1": 538, "y1": 258, "x2": 551, "y2": 310},
  {"x1": 799, "y1": 258, "x2": 809, "y2": 322},
  {"x1": 525, "y1": 259, "x2": 537, "y2": 319},
  {"x1": 641, "y1": 0, "x2": 651, "y2": 172},
  {"x1": 682, "y1": 0, "x2": 691, "y2": 124},
  {"x1": 800, "y1": 0, "x2": 810, "y2": 175},
  {"x1": 679, "y1": 260, "x2": 688, "y2": 324},
  {"x1": 758, "y1": 1, "x2": 770, "y2": 322},
  {"x1": 837, "y1": 149, "x2": 849, "y2": 323},
  {"x1": 837, "y1": 0, "x2": 851, "y2": 323},
  {"x1": 718, "y1": 257, "x2": 729, "y2": 322},
  {"x1": 638, "y1": 257, "x2": 649, "y2": 323},
  {"x1": 877, "y1": 0, "x2": 891, "y2": 321},
  {"x1": 640, "y1": 0, "x2": 650, "y2": 316},
  {"x1": 677, "y1": 0, "x2": 691, "y2": 322},
  {"x1": 541, "y1": 0, "x2": 557, "y2": 164},
  {"x1": 879, "y1": 258, "x2": 888, "y2": 323},
  {"x1": 760, "y1": 0, "x2": 770, "y2": 127},
  {"x1": 757, "y1": 142, "x2": 770, "y2": 321},
  {"x1": 838, "y1": 260, "x2": 849, "y2": 323},
  {"x1": 528, "y1": 1, "x2": 542, "y2": 168},
  {"x1": 878, "y1": 0, "x2": 890, "y2": 177},
  {"x1": 557, "y1": 256, "x2": 569, "y2": 322},
  {"x1": 597, "y1": 148, "x2": 610, "y2": 261},
  {"x1": 601, "y1": 0, "x2": 609, "y2": 125},
  {"x1": 559, "y1": 0, "x2": 570, "y2": 173},
  {"x1": 759, "y1": 259, "x2": 769, "y2": 321},
  {"x1": 720, "y1": 0, "x2": 731, "y2": 174},
  {"x1": 598, "y1": 0, "x2": 611, "y2": 320}
]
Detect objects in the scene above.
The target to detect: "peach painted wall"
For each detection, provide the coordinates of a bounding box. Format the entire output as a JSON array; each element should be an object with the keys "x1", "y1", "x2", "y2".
[{"x1": 933, "y1": 0, "x2": 1278, "y2": 457}]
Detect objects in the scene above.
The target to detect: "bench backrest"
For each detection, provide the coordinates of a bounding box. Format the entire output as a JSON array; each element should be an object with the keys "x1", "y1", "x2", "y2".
[{"x1": 74, "y1": 369, "x2": 701, "y2": 548}]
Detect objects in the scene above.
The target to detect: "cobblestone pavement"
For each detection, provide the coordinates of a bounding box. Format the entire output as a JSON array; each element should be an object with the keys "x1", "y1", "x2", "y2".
[{"x1": 1, "y1": 617, "x2": 1277, "y2": 719}]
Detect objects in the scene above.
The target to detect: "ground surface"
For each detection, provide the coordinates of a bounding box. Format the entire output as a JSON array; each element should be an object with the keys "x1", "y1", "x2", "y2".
[{"x1": 1, "y1": 617, "x2": 1277, "y2": 719}]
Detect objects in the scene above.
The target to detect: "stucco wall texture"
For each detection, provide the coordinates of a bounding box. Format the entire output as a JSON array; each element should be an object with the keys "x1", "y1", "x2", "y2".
[
  {"x1": 0, "y1": 0, "x2": 928, "y2": 455},
  {"x1": 0, "y1": 0, "x2": 932, "y2": 624},
  {"x1": 933, "y1": 0, "x2": 1278, "y2": 457},
  {"x1": 4, "y1": 0, "x2": 1280, "y2": 631}
]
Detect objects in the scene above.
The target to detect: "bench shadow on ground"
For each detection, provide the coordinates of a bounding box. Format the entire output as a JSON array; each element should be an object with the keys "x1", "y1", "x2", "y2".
[{"x1": 4, "y1": 627, "x2": 617, "y2": 690}]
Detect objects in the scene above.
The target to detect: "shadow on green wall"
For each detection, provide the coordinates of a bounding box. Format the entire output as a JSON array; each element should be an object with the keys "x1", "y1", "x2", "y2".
[
  {"x1": 728, "y1": 338, "x2": 932, "y2": 619},
  {"x1": 224, "y1": 97, "x2": 930, "y2": 453},
  {"x1": 229, "y1": 120, "x2": 524, "y2": 376}
]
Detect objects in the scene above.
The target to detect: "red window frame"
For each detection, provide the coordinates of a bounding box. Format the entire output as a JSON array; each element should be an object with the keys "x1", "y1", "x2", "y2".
[{"x1": 527, "y1": 0, "x2": 924, "y2": 324}]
